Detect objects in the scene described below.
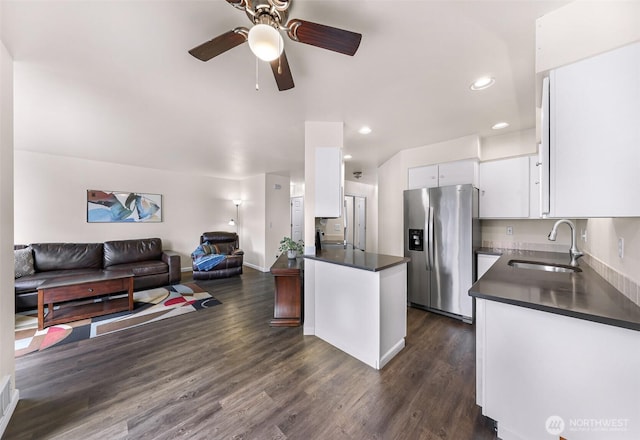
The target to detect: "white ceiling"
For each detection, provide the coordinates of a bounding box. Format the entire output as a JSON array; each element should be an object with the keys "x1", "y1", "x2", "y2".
[{"x1": 2, "y1": 0, "x2": 569, "y2": 185}]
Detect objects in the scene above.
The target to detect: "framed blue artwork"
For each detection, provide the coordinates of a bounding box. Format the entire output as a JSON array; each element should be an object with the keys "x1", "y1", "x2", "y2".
[{"x1": 87, "y1": 190, "x2": 162, "y2": 223}]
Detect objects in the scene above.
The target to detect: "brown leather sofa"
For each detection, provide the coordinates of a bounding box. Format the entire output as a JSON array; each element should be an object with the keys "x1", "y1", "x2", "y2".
[
  {"x1": 192, "y1": 232, "x2": 244, "y2": 280},
  {"x1": 14, "y1": 237, "x2": 181, "y2": 311}
]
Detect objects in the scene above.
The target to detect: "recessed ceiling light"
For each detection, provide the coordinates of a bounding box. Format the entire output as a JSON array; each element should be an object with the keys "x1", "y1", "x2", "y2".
[
  {"x1": 358, "y1": 126, "x2": 372, "y2": 135},
  {"x1": 470, "y1": 76, "x2": 495, "y2": 91},
  {"x1": 491, "y1": 122, "x2": 510, "y2": 130},
  {"x1": 344, "y1": 154, "x2": 353, "y2": 160}
]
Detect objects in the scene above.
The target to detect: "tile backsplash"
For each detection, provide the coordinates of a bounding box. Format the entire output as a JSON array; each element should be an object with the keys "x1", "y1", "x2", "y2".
[
  {"x1": 583, "y1": 254, "x2": 640, "y2": 307},
  {"x1": 481, "y1": 240, "x2": 567, "y2": 253}
]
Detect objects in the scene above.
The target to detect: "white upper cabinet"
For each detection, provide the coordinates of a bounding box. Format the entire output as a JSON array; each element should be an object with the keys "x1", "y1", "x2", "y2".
[
  {"x1": 438, "y1": 160, "x2": 478, "y2": 187},
  {"x1": 529, "y1": 155, "x2": 541, "y2": 218},
  {"x1": 315, "y1": 147, "x2": 343, "y2": 218},
  {"x1": 407, "y1": 164, "x2": 439, "y2": 189},
  {"x1": 547, "y1": 41, "x2": 640, "y2": 217},
  {"x1": 408, "y1": 159, "x2": 478, "y2": 190},
  {"x1": 479, "y1": 156, "x2": 530, "y2": 219}
]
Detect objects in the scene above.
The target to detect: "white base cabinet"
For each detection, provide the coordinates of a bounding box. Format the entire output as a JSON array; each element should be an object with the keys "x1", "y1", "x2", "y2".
[
  {"x1": 313, "y1": 260, "x2": 407, "y2": 370},
  {"x1": 476, "y1": 299, "x2": 640, "y2": 440},
  {"x1": 476, "y1": 254, "x2": 500, "y2": 280}
]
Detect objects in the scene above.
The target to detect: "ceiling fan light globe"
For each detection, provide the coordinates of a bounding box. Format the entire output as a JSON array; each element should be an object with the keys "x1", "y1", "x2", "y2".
[{"x1": 248, "y1": 24, "x2": 284, "y2": 61}]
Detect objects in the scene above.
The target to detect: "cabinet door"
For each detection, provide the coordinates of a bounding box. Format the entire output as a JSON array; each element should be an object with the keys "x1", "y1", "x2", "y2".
[
  {"x1": 408, "y1": 165, "x2": 438, "y2": 189},
  {"x1": 438, "y1": 159, "x2": 477, "y2": 187},
  {"x1": 529, "y1": 155, "x2": 541, "y2": 218},
  {"x1": 550, "y1": 41, "x2": 640, "y2": 217},
  {"x1": 315, "y1": 147, "x2": 343, "y2": 218},
  {"x1": 479, "y1": 157, "x2": 529, "y2": 218}
]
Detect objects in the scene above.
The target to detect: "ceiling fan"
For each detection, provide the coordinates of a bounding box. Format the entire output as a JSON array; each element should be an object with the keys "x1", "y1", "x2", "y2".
[{"x1": 188, "y1": 0, "x2": 362, "y2": 91}]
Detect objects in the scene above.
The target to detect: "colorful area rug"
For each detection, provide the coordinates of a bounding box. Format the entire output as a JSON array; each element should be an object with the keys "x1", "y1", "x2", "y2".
[{"x1": 15, "y1": 283, "x2": 220, "y2": 357}]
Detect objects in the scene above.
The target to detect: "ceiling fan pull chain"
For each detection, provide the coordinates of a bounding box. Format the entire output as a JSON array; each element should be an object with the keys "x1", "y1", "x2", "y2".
[{"x1": 255, "y1": 56, "x2": 259, "y2": 91}]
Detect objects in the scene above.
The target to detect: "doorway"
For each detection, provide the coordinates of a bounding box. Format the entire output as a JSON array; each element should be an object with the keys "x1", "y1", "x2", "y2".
[
  {"x1": 344, "y1": 195, "x2": 366, "y2": 250},
  {"x1": 290, "y1": 196, "x2": 304, "y2": 242}
]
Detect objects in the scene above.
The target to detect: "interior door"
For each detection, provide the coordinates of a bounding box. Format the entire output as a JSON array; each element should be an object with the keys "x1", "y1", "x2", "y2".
[
  {"x1": 354, "y1": 196, "x2": 366, "y2": 250},
  {"x1": 344, "y1": 196, "x2": 354, "y2": 247},
  {"x1": 290, "y1": 197, "x2": 304, "y2": 243}
]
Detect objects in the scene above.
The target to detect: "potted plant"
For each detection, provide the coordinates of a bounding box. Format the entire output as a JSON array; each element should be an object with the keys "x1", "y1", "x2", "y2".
[{"x1": 279, "y1": 237, "x2": 304, "y2": 259}]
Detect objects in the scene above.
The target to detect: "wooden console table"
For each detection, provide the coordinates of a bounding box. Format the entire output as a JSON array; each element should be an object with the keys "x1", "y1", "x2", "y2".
[
  {"x1": 269, "y1": 253, "x2": 303, "y2": 327},
  {"x1": 37, "y1": 271, "x2": 134, "y2": 330}
]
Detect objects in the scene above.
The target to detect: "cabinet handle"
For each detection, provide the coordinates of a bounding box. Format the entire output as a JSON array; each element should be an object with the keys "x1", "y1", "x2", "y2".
[
  {"x1": 88, "y1": 288, "x2": 94, "y2": 292},
  {"x1": 536, "y1": 162, "x2": 542, "y2": 166}
]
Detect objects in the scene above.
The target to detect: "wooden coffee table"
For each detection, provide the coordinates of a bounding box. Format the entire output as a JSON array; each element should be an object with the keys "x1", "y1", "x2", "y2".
[{"x1": 37, "y1": 271, "x2": 134, "y2": 330}]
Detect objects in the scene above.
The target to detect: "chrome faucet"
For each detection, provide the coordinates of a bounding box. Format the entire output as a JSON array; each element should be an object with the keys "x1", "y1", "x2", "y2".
[{"x1": 548, "y1": 219, "x2": 584, "y2": 265}]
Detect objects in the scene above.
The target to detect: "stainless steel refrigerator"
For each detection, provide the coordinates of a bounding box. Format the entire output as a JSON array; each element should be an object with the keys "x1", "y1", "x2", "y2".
[{"x1": 403, "y1": 184, "x2": 479, "y2": 323}]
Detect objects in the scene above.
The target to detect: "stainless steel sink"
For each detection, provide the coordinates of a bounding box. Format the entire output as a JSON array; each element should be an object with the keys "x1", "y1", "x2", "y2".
[{"x1": 508, "y1": 259, "x2": 582, "y2": 273}]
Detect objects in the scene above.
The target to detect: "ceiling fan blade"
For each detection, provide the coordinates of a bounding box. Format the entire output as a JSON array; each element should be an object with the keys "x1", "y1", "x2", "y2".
[
  {"x1": 287, "y1": 19, "x2": 361, "y2": 56},
  {"x1": 270, "y1": 50, "x2": 294, "y2": 91},
  {"x1": 188, "y1": 28, "x2": 248, "y2": 61}
]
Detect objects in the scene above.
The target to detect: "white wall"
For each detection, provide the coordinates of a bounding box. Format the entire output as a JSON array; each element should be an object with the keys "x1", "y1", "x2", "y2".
[
  {"x1": 14, "y1": 151, "x2": 241, "y2": 270},
  {"x1": 480, "y1": 219, "x2": 575, "y2": 252},
  {"x1": 480, "y1": 128, "x2": 536, "y2": 161},
  {"x1": 581, "y1": 218, "x2": 640, "y2": 286},
  {"x1": 240, "y1": 174, "x2": 266, "y2": 271},
  {"x1": 265, "y1": 173, "x2": 291, "y2": 266},
  {"x1": 377, "y1": 134, "x2": 480, "y2": 256},
  {"x1": 0, "y1": 34, "x2": 19, "y2": 435},
  {"x1": 536, "y1": 0, "x2": 640, "y2": 73}
]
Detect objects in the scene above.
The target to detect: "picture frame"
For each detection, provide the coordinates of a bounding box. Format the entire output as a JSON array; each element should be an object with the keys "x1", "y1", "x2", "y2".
[{"x1": 87, "y1": 190, "x2": 162, "y2": 223}]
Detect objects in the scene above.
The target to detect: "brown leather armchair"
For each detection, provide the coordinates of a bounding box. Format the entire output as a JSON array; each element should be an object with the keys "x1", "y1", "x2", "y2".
[{"x1": 192, "y1": 232, "x2": 244, "y2": 280}]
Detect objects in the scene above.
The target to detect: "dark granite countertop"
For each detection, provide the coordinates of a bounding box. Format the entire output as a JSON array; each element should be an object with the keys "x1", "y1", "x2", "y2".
[
  {"x1": 469, "y1": 250, "x2": 640, "y2": 331},
  {"x1": 305, "y1": 248, "x2": 409, "y2": 272}
]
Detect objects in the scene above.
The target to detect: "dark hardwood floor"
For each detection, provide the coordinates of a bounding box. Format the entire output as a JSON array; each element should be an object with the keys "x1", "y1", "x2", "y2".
[{"x1": 6, "y1": 268, "x2": 496, "y2": 440}]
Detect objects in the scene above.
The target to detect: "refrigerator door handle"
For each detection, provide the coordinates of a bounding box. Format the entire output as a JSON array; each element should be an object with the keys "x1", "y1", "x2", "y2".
[{"x1": 427, "y1": 206, "x2": 434, "y2": 270}]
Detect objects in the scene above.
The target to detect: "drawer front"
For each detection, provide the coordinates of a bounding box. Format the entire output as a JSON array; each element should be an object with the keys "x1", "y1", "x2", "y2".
[{"x1": 42, "y1": 278, "x2": 129, "y2": 302}]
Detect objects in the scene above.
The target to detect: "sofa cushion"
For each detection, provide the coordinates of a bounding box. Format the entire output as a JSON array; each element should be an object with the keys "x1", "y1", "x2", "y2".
[
  {"x1": 15, "y1": 247, "x2": 35, "y2": 278},
  {"x1": 14, "y1": 268, "x2": 103, "y2": 294},
  {"x1": 31, "y1": 243, "x2": 103, "y2": 272},
  {"x1": 105, "y1": 260, "x2": 168, "y2": 277},
  {"x1": 104, "y1": 238, "x2": 162, "y2": 267}
]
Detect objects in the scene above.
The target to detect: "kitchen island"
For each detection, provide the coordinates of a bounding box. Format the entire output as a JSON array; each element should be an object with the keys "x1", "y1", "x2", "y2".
[
  {"x1": 470, "y1": 251, "x2": 640, "y2": 440},
  {"x1": 304, "y1": 248, "x2": 409, "y2": 370}
]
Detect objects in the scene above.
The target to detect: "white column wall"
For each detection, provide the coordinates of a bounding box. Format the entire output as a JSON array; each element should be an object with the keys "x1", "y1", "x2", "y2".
[
  {"x1": 303, "y1": 121, "x2": 343, "y2": 335},
  {"x1": 0, "y1": 33, "x2": 19, "y2": 436}
]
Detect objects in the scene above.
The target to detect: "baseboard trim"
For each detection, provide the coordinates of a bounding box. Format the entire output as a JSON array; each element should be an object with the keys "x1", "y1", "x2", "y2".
[
  {"x1": 242, "y1": 262, "x2": 270, "y2": 273},
  {"x1": 0, "y1": 389, "x2": 19, "y2": 438},
  {"x1": 379, "y1": 338, "x2": 405, "y2": 370}
]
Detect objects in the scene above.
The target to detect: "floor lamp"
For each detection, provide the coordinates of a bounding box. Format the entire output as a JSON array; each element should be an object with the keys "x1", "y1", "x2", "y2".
[{"x1": 228, "y1": 199, "x2": 242, "y2": 241}]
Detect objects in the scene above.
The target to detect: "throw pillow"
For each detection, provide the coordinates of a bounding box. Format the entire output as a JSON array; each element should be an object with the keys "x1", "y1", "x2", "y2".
[
  {"x1": 15, "y1": 247, "x2": 35, "y2": 278},
  {"x1": 201, "y1": 243, "x2": 217, "y2": 255}
]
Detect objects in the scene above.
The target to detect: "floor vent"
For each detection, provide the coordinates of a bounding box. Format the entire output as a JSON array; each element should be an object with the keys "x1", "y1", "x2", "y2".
[
  {"x1": 0, "y1": 375, "x2": 19, "y2": 437},
  {"x1": 0, "y1": 376, "x2": 10, "y2": 417}
]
